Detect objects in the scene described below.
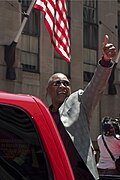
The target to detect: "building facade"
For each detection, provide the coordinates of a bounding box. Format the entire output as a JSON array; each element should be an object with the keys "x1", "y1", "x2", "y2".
[{"x1": 0, "y1": 0, "x2": 120, "y2": 150}]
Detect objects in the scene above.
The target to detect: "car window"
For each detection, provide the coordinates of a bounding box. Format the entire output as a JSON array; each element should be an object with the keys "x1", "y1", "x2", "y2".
[{"x1": 0, "y1": 104, "x2": 53, "y2": 180}]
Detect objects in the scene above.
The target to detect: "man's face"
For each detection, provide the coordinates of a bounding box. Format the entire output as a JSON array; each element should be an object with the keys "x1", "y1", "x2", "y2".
[{"x1": 47, "y1": 73, "x2": 71, "y2": 108}]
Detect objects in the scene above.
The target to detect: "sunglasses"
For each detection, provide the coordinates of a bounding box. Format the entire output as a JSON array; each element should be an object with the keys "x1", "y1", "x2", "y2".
[{"x1": 51, "y1": 80, "x2": 70, "y2": 87}]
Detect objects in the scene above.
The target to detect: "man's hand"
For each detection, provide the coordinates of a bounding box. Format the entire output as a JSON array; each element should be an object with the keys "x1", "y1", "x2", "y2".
[{"x1": 102, "y1": 35, "x2": 116, "y2": 61}]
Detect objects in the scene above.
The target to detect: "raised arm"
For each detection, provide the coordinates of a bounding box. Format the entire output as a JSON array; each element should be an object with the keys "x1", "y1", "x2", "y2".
[{"x1": 81, "y1": 35, "x2": 116, "y2": 120}]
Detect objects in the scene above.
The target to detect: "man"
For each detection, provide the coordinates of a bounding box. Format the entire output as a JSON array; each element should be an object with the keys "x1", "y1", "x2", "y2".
[{"x1": 46, "y1": 35, "x2": 116, "y2": 179}]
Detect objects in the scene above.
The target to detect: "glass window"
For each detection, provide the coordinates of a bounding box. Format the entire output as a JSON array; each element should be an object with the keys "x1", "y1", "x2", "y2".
[
  {"x1": 83, "y1": 0, "x2": 98, "y2": 82},
  {"x1": 84, "y1": 71, "x2": 94, "y2": 82},
  {"x1": 83, "y1": 0, "x2": 98, "y2": 50},
  {"x1": 21, "y1": 35, "x2": 39, "y2": 72},
  {"x1": 84, "y1": 22, "x2": 98, "y2": 50},
  {"x1": 21, "y1": 0, "x2": 40, "y2": 72},
  {"x1": 0, "y1": 105, "x2": 53, "y2": 180}
]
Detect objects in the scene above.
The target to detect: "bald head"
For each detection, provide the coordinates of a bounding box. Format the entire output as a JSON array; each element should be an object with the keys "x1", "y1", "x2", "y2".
[
  {"x1": 47, "y1": 73, "x2": 71, "y2": 110},
  {"x1": 47, "y1": 73, "x2": 68, "y2": 86}
]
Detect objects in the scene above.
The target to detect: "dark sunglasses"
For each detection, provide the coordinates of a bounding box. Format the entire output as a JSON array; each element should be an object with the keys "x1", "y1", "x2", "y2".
[{"x1": 51, "y1": 80, "x2": 70, "y2": 87}]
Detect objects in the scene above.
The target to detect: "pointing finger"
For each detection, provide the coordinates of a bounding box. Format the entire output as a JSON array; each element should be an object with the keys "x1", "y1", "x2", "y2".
[{"x1": 104, "y1": 35, "x2": 109, "y2": 46}]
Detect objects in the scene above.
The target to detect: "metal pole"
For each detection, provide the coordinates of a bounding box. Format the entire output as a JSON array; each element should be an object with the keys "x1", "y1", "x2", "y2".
[{"x1": 14, "y1": 0, "x2": 36, "y2": 43}]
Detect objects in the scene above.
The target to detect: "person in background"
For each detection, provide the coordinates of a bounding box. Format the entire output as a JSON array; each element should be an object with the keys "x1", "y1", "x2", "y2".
[
  {"x1": 112, "y1": 117, "x2": 120, "y2": 139},
  {"x1": 97, "y1": 116, "x2": 120, "y2": 175},
  {"x1": 46, "y1": 35, "x2": 117, "y2": 180}
]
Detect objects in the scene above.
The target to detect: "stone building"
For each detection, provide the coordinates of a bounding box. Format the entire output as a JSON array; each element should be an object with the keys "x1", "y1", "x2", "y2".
[{"x1": 0, "y1": 0, "x2": 120, "y2": 152}]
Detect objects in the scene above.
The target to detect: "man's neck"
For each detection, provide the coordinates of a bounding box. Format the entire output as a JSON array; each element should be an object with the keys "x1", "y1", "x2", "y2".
[{"x1": 49, "y1": 104, "x2": 61, "y2": 112}]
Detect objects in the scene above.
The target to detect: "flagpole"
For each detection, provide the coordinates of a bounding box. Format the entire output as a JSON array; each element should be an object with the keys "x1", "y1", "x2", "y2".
[
  {"x1": 14, "y1": 0, "x2": 36, "y2": 43},
  {"x1": 5, "y1": 0, "x2": 37, "y2": 80}
]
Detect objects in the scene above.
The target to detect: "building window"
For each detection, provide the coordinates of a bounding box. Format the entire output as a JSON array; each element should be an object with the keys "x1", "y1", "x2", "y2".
[
  {"x1": 21, "y1": 0, "x2": 40, "y2": 72},
  {"x1": 83, "y1": 0, "x2": 98, "y2": 82},
  {"x1": 54, "y1": 0, "x2": 71, "y2": 77},
  {"x1": 84, "y1": 71, "x2": 94, "y2": 82},
  {"x1": 83, "y1": 0, "x2": 98, "y2": 50},
  {"x1": 21, "y1": 35, "x2": 39, "y2": 72}
]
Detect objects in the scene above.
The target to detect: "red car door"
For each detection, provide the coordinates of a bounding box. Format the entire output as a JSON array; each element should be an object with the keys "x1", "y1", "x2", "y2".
[{"x1": 0, "y1": 92, "x2": 74, "y2": 180}]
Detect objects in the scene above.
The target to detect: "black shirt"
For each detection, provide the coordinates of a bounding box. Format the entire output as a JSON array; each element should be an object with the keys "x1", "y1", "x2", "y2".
[{"x1": 49, "y1": 106, "x2": 94, "y2": 180}]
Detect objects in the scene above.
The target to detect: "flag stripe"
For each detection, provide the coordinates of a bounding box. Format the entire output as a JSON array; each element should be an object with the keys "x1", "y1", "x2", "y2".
[
  {"x1": 34, "y1": 0, "x2": 45, "y2": 11},
  {"x1": 55, "y1": 21, "x2": 70, "y2": 46},
  {"x1": 35, "y1": 0, "x2": 71, "y2": 62}
]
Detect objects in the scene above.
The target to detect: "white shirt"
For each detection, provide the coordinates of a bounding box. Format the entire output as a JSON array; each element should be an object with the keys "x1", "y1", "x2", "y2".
[{"x1": 97, "y1": 134, "x2": 120, "y2": 169}]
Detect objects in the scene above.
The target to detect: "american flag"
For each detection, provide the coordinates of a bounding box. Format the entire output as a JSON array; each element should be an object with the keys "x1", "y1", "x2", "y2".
[{"x1": 34, "y1": 0, "x2": 71, "y2": 62}]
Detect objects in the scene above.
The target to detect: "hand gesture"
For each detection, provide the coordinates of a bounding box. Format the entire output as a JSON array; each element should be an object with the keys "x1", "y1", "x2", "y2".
[{"x1": 102, "y1": 35, "x2": 116, "y2": 61}]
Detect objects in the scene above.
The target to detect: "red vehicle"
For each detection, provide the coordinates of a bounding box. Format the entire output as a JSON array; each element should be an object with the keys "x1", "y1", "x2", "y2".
[{"x1": 0, "y1": 92, "x2": 74, "y2": 180}]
